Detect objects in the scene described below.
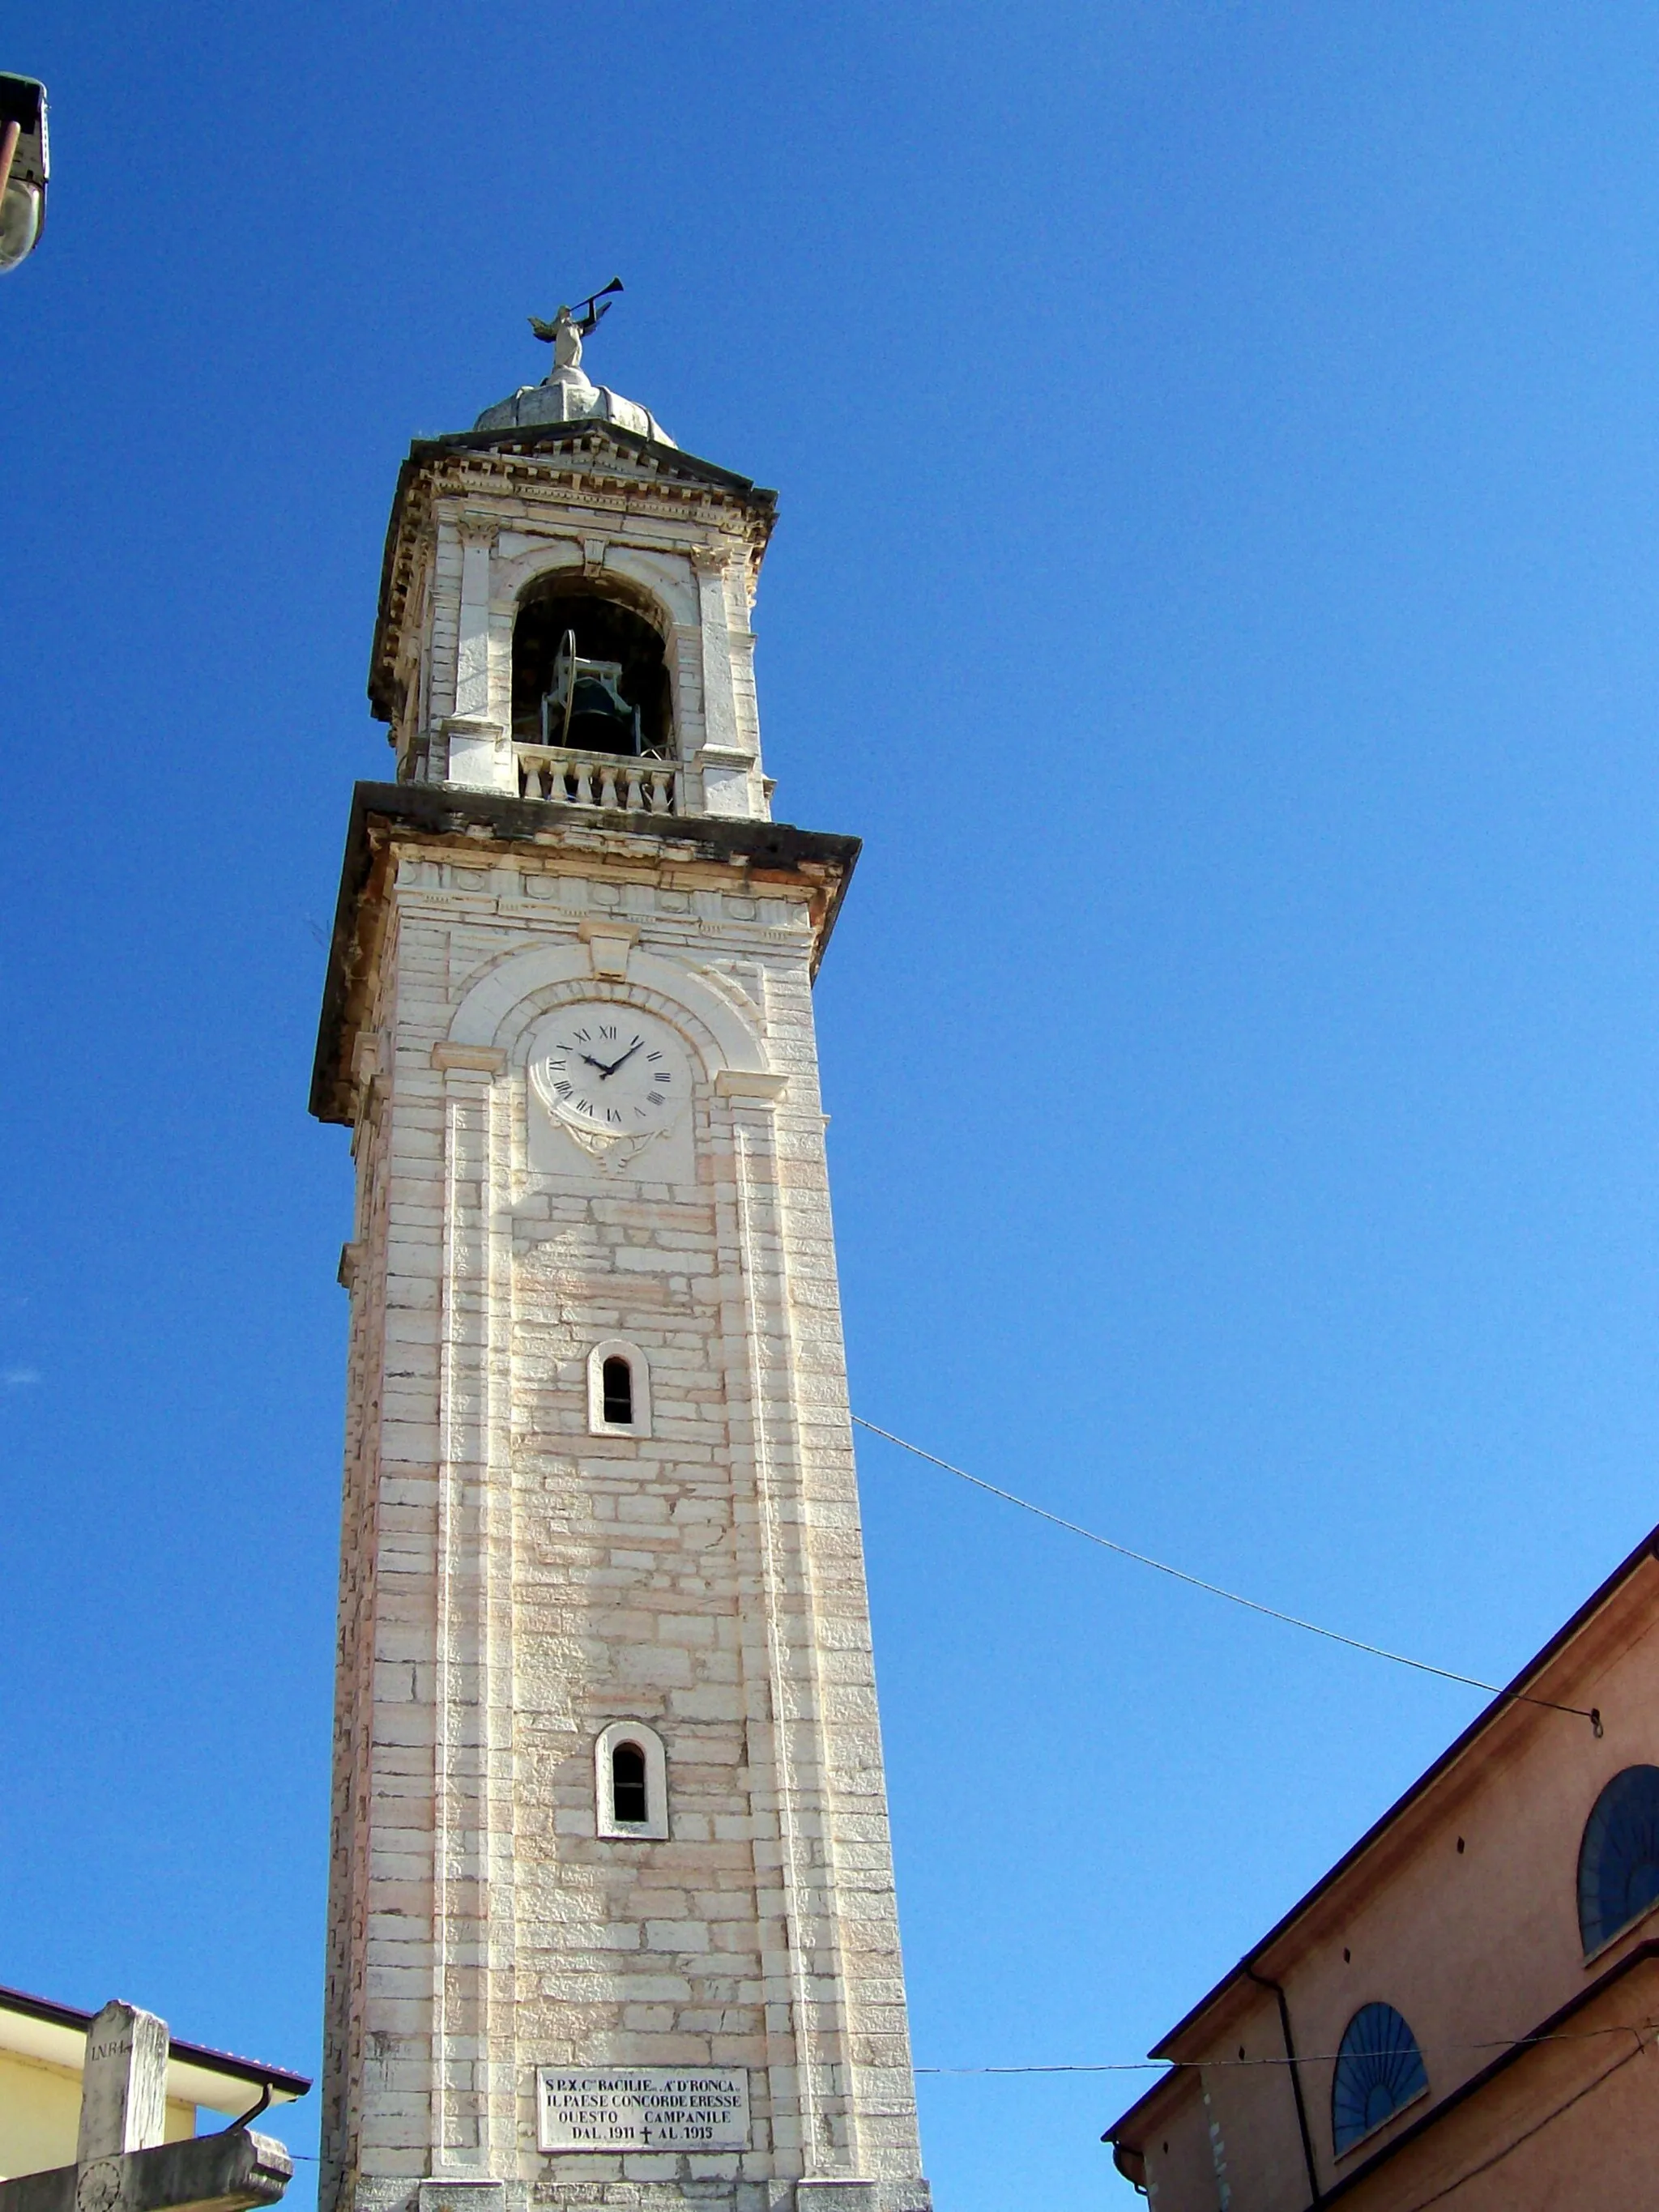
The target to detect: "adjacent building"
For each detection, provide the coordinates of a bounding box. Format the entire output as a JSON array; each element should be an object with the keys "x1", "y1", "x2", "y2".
[
  {"x1": 0, "y1": 1984, "x2": 307, "y2": 2182},
  {"x1": 1107, "y1": 1521, "x2": 1659, "y2": 2209}
]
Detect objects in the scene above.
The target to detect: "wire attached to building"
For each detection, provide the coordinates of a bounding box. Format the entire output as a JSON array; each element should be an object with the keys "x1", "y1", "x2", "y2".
[{"x1": 851, "y1": 1416, "x2": 1601, "y2": 1733}]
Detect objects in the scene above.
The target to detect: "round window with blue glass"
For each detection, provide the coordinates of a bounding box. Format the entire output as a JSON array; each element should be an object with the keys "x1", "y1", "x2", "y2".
[
  {"x1": 1332, "y1": 2002, "x2": 1428, "y2": 2156},
  {"x1": 1578, "y1": 1765, "x2": 1659, "y2": 1956}
]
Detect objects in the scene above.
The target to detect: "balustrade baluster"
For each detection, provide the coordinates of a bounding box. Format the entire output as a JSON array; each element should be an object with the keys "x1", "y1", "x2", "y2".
[{"x1": 510, "y1": 748, "x2": 684, "y2": 812}]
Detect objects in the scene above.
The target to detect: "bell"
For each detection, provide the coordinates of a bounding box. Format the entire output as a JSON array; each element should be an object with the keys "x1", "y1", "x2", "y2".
[
  {"x1": 540, "y1": 631, "x2": 642, "y2": 757},
  {"x1": 568, "y1": 674, "x2": 638, "y2": 754}
]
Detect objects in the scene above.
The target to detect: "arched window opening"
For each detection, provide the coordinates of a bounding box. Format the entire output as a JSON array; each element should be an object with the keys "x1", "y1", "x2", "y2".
[
  {"x1": 588, "y1": 1340, "x2": 650, "y2": 1438},
  {"x1": 512, "y1": 582, "x2": 671, "y2": 757},
  {"x1": 1332, "y1": 2003, "x2": 1428, "y2": 2157},
  {"x1": 595, "y1": 1720, "x2": 668, "y2": 1840},
  {"x1": 602, "y1": 1356, "x2": 633, "y2": 1427},
  {"x1": 611, "y1": 1741, "x2": 648, "y2": 1824},
  {"x1": 1579, "y1": 1766, "x2": 1659, "y2": 1955}
]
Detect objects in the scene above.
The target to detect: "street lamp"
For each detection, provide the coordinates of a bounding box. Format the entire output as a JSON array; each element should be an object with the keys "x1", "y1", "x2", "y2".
[{"x1": 0, "y1": 74, "x2": 48, "y2": 272}]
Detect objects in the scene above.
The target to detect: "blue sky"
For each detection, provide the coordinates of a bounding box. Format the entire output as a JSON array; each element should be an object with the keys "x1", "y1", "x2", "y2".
[{"x1": 6, "y1": 4, "x2": 1659, "y2": 2206}]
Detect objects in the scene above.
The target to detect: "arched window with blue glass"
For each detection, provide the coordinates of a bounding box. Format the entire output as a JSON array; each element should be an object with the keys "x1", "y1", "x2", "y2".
[
  {"x1": 1331, "y1": 2002, "x2": 1429, "y2": 2156},
  {"x1": 1578, "y1": 1765, "x2": 1659, "y2": 1956}
]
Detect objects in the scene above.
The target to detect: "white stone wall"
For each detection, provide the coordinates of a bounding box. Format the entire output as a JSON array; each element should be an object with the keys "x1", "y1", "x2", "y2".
[{"x1": 322, "y1": 837, "x2": 929, "y2": 2212}]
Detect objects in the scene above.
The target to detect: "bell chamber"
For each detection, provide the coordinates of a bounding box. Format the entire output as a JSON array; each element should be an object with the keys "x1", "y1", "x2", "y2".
[{"x1": 511, "y1": 578, "x2": 672, "y2": 757}]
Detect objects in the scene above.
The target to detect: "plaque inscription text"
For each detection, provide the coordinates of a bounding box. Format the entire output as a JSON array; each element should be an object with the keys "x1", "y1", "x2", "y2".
[{"x1": 535, "y1": 2067, "x2": 751, "y2": 2153}]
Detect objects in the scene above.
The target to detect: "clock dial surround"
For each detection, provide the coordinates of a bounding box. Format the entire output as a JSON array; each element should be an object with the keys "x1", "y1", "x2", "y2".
[{"x1": 529, "y1": 1004, "x2": 693, "y2": 1155}]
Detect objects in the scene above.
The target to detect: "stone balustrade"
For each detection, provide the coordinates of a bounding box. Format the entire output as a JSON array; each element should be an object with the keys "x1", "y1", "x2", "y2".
[{"x1": 514, "y1": 744, "x2": 680, "y2": 814}]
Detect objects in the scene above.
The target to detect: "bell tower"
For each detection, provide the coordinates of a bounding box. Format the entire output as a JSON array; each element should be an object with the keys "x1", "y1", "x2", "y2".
[{"x1": 311, "y1": 316, "x2": 932, "y2": 2212}]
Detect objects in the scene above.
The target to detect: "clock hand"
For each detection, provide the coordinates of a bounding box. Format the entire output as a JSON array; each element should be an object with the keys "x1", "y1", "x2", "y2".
[
  {"x1": 599, "y1": 1038, "x2": 645, "y2": 1080},
  {"x1": 578, "y1": 1053, "x2": 611, "y2": 1073}
]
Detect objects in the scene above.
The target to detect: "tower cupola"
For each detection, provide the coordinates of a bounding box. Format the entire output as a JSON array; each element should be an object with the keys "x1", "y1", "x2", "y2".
[
  {"x1": 474, "y1": 300, "x2": 676, "y2": 444},
  {"x1": 369, "y1": 310, "x2": 774, "y2": 820}
]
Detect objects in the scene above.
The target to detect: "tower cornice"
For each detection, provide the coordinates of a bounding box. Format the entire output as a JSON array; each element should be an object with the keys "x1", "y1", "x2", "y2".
[{"x1": 309, "y1": 780, "x2": 859, "y2": 1125}]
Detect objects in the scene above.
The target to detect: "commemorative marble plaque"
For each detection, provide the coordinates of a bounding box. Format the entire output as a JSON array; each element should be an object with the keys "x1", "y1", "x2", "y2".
[{"x1": 535, "y1": 2068, "x2": 751, "y2": 2154}]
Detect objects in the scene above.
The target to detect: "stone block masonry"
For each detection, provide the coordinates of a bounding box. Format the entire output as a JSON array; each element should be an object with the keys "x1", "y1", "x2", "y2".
[
  {"x1": 316, "y1": 803, "x2": 932, "y2": 2212},
  {"x1": 317, "y1": 389, "x2": 930, "y2": 2212}
]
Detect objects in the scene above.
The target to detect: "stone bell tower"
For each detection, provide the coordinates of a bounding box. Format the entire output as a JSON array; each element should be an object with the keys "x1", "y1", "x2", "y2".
[{"x1": 310, "y1": 314, "x2": 932, "y2": 2212}]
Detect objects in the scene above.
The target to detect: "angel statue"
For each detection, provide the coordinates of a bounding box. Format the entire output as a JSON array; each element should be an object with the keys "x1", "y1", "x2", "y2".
[
  {"x1": 531, "y1": 279, "x2": 623, "y2": 373},
  {"x1": 531, "y1": 304, "x2": 584, "y2": 370}
]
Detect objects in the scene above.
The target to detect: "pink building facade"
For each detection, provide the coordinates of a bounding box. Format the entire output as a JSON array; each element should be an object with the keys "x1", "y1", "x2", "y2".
[{"x1": 1108, "y1": 1524, "x2": 1659, "y2": 2209}]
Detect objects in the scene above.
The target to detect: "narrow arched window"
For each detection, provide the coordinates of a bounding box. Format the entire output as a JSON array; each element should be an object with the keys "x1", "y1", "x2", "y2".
[
  {"x1": 587, "y1": 1340, "x2": 651, "y2": 1437},
  {"x1": 1332, "y1": 2003, "x2": 1427, "y2": 2156},
  {"x1": 1579, "y1": 1765, "x2": 1659, "y2": 1955},
  {"x1": 611, "y1": 1741, "x2": 648, "y2": 1823},
  {"x1": 602, "y1": 1356, "x2": 633, "y2": 1426},
  {"x1": 595, "y1": 1720, "x2": 668, "y2": 1840}
]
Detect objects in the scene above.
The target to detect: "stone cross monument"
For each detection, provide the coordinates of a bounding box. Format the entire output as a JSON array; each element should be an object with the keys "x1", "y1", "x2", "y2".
[
  {"x1": 0, "y1": 2002, "x2": 293, "y2": 2212},
  {"x1": 310, "y1": 335, "x2": 933, "y2": 2212},
  {"x1": 77, "y1": 2002, "x2": 170, "y2": 2171}
]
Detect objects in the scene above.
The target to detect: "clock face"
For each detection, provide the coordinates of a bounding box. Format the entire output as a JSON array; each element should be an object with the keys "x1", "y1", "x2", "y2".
[{"x1": 529, "y1": 1004, "x2": 692, "y2": 1149}]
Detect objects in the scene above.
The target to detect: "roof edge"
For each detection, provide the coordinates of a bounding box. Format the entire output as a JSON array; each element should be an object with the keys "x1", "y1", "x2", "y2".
[
  {"x1": 1148, "y1": 1519, "x2": 1659, "y2": 2061},
  {"x1": 0, "y1": 1983, "x2": 310, "y2": 2098},
  {"x1": 1099, "y1": 2061, "x2": 1186, "y2": 2149}
]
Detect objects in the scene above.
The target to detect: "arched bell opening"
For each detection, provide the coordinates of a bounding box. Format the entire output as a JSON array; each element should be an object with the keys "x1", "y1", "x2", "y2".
[{"x1": 511, "y1": 578, "x2": 672, "y2": 757}]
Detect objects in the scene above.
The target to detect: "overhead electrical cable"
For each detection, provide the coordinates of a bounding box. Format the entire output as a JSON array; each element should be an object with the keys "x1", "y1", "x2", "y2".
[
  {"x1": 851, "y1": 1416, "x2": 1601, "y2": 1732},
  {"x1": 912, "y1": 2019, "x2": 1656, "y2": 2073}
]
